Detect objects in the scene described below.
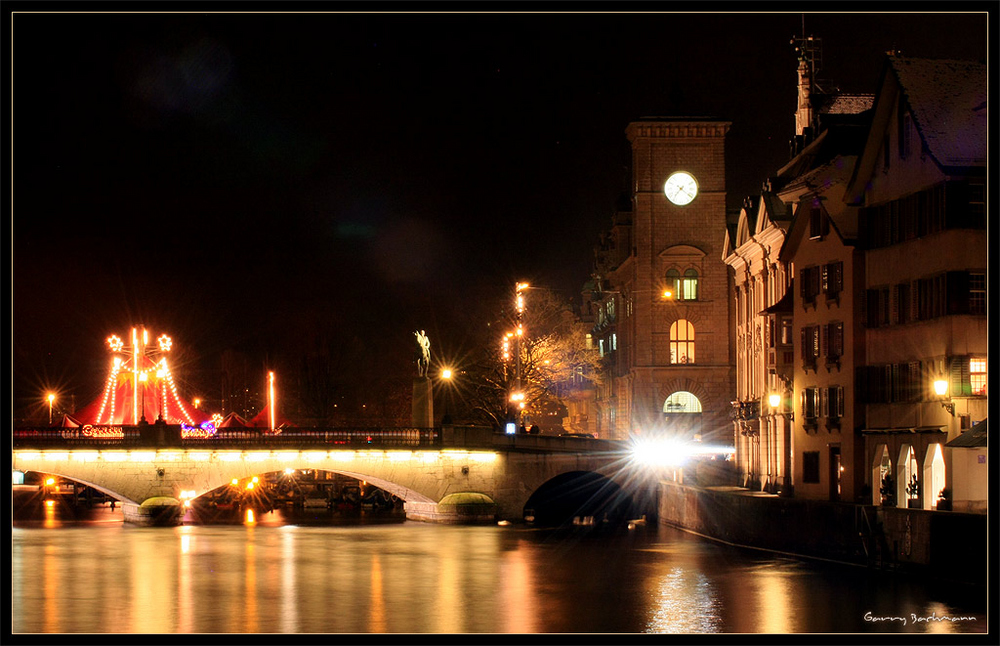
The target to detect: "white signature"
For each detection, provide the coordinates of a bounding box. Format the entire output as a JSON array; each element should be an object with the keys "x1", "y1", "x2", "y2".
[{"x1": 864, "y1": 612, "x2": 977, "y2": 626}]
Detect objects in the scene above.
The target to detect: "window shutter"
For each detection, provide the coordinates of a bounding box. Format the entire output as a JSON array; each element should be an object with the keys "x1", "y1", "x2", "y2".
[
  {"x1": 820, "y1": 324, "x2": 829, "y2": 357},
  {"x1": 946, "y1": 271, "x2": 970, "y2": 315},
  {"x1": 950, "y1": 356, "x2": 972, "y2": 397},
  {"x1": 820, "y1": 387, "x2": 828, "y2": 417}
]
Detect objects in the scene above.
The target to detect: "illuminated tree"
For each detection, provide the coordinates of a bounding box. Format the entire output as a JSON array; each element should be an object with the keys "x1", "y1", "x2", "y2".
[{"x1": 462, "y1": 287, "x2": 603, "y2": 430}]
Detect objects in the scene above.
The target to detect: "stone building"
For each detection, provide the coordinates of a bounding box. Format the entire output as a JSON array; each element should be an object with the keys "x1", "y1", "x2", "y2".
[
  {"x1": 728, "y1": 50, "x2": 987, "y2": 508},
  {"x1": 724, "y1": 35, "x2": 871, "y2": 495},
  {"x1": 846, "y1": 55, "x2": 987, "y2": 510},
  {"x1": 591, "y1": 119, "x2": 734, "y2": 443}
]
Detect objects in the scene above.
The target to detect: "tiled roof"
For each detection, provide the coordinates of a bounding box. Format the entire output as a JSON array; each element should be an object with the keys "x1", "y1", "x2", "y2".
[
  {"x1": 890, "y1": 56, "x2": 986, "y2": 167},
  {"x1": 946, "y1": 419, "x2": 988, "y2": 448},
  {"x1": 821, "y1": 93, "x2": 874, "y2": 115}
]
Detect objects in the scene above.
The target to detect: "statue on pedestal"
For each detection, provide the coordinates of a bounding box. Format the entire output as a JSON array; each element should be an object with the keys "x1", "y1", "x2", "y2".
[{"x1": 414, "y1": 330, "x2": 431, "y2": 378}]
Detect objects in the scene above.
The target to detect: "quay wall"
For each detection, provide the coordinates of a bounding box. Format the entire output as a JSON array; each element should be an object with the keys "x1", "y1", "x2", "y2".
[{"x1": 658, "y1": 481, "x2": 986, "y2": 584}]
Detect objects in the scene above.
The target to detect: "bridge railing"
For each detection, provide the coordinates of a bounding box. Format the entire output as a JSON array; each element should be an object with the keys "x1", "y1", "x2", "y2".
[
  {"x1": 12, "y1": 426, "x2": 441, "y2": 449},
  {"x1": 13, "y1": 425, "x2": 628, "y2": 453}
]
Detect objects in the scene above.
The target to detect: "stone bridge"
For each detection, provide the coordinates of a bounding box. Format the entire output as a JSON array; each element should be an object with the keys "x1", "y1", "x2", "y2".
[{"x1": 13, "y1": 425, "x2": 656, "y2": 525}]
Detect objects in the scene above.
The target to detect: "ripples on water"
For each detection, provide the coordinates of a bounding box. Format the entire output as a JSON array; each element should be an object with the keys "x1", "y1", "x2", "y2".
[{"x1": 11, "y1": 505, "x2": 987, "y2": 634}]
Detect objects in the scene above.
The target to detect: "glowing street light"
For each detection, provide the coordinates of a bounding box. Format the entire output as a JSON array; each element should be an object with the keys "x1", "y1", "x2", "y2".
[
  {"x1": 440, "y1": 368, "x2": 453, "y2": 380},
  {"x1": 933, "y1": 379, "x2": 955, "y2": 415},
  {"x1": 769, "y1": 393, "x2": 782, "y2": 409},
  {"x1": 47, "y1": 393, "x2": 56, "y2": 426}
]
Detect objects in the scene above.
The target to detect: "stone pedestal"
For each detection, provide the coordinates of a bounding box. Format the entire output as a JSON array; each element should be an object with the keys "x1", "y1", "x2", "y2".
[
  {"x1": 412, "y1": 377, "x2": 434, "y2": 428},
  {"x1": 122, "y1": 497, "x2": 184, "y2": 526}
]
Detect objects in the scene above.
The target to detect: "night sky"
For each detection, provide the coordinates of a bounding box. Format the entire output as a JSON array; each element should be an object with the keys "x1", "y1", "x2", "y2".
[{"x1": 10, "y1": 9, "x2": 988, "y2": 419}]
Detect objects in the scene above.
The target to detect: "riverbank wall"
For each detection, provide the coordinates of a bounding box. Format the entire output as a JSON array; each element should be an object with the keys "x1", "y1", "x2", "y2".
[{"x1": 657, "y1": 481, "x2": 986, "y2": 585}]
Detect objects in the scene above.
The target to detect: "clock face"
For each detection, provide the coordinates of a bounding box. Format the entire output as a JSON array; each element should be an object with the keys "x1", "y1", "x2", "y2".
[{"x1": 664, "y1": 171, "x2": 698, "y2": 206}]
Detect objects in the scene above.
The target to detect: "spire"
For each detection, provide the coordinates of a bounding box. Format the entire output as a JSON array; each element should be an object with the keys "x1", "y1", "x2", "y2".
[{"x1": 790, "y1": 19, "x2": 823, "y2": 150}]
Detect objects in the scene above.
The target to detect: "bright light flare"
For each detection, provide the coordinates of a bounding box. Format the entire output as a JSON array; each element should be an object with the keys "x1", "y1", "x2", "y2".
[
  {"x1": 933, "y1": 379, "x2": 949, "y2": 396},
  {"x1": 630, "y1": 438, "x2": 736, "y2": 467},
  {"x1": 631, "y1": 438, "x2": 689, "y2": 467},
  {"x1": 440, "y1": 368, "x2": 453, "y2": 380}
]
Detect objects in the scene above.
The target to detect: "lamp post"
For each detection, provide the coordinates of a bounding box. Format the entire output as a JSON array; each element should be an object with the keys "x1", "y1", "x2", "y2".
[
  {"x1": 439, "y1": 367, "x2": 454, "y2": 424},
  {"x1": 47, "y1": 393, "x2": 55, "y2": 426},
  {"x1": 138, "y1": 372, "x2": 148, "y2": 423}
]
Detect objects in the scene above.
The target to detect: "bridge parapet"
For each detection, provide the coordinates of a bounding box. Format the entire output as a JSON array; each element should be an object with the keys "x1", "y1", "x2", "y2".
[{"x1": 14, "y1": 425, "x2": 626, "y2": 454}]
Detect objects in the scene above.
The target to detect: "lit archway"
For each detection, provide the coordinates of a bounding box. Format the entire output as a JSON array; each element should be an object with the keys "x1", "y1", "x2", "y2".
[
  {"x1": 872, "y1": 444, "x2": 891, "y2": 506},
  {"x1": 897, "y1": 445, "x2": 918, "y2": 508},
  {"x1": 922, "y1": 444, "x2": 946, "y2": 510}
]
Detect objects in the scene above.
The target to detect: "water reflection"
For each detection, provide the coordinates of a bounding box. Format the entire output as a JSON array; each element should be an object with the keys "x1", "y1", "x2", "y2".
[
  {"x1": 646, "y1": 567, "x2": 722, "y2": 633},
  {"x1": 10, "y1": 520, "x2": 987, "y2": 634}
]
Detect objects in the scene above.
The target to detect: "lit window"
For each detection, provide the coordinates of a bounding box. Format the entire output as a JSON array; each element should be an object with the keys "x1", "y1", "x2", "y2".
[
  {"x1": 663, "y1": 391, "x2": 702, "y2": 414},
  {"x1": 669, "y1": 320, "x2": 695, "y2": 364},
  {"x1": 970, "y1": 358, "x2": 987, "y2": 396},
  {"x1": 681, "y1": 269, "x2": 697, "y2": 300}
]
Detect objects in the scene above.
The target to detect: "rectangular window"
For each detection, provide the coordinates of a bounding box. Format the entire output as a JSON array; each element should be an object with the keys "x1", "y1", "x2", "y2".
[
  {"x1": 968, "y1": 182, "x2": 985, "y2": 229},
  {"x1": 970, "y1": 358, "x2": 987, "y2": 396},
  {"x1": 802, "y1": 326, "x2": 819, "y2": 367},
  {"x1": 809, "y1": 208, "x2": 825, "y2": 239},
  {"x1": 917, "y1": 275, "x2": 947, "y2": 320},
  {"x1": 822, "y1": 261, "x2": 843, "y2": 296},
  {"x1": 803, "y1": 451, "x2": 821, "y2": 483},
  {"x1": 969, "y1": 273, "x2": 986, "y2": 315},
  {"x1": 801, "y1": 266, "x2": 821, "y2": 304},
  {"x1": 802, "y1": 387, "x2": 820, "y2": 419},
  {"x1": 866, "y1": 288, "x2": 891, "y2": 327},
  {"x1": 780, "y1": 317, "x2": 793, "y2": 346},
  {"x1": 826, "y1": 322, "x2": 844, "y2": 360},
  {"x1": 827, "y1": 385, "x2": 845, "y2": 420},
  {"x1": 895, "y1": 283, "x2": 911, "y2": 324}
]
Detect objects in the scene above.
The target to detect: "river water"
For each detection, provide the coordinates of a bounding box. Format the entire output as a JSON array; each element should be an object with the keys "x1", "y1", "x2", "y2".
[{"x1": 11, "y1": 504, "x2": 988, "y2": 635}]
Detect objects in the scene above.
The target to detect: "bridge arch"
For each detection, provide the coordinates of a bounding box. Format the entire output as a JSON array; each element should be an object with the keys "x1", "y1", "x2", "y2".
[
  {"x1": 523, "y1": 470, "x2": 634, "y2": 527},
  {"x1": 13, "y1": 439, "x2": 648, "y2": 525}
]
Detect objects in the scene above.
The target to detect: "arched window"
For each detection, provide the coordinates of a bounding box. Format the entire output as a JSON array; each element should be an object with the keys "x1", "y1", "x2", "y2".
[
  {"x1": 682, "y1": 269, "x2": 699, "y2": 300},
  {"x1": 663, "y1": 391, "x2": 703, "y2": 414},
  {"x1": 670, "y1": 319, "x2": 695, "y2": 364}
]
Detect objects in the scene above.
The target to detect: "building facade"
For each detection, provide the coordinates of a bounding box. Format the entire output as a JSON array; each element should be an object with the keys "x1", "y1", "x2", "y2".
[
  {"x1": 592, "y1": 119, "x2": 734, "y2": 443},
  {"x1": 845, "y1": 56, "x2": 987, "y2": 511},
  {"x1": 725, "y1": 36, "x2": 871, "y2": 496},
  {"x1": 723, "y1": 192, "x2": 793, "y2": 492}
]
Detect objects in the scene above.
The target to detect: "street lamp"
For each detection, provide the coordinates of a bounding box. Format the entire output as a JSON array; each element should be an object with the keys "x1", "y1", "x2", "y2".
[
  {"x1": 768, "y1": 391, "x2": 793, "y2": 420},
  {"x1": 933, "y1": 379, "x2": 954, "y2": 415},
  {"x1": 47, "y1": 393, "x2": 56, "y2": 426}
]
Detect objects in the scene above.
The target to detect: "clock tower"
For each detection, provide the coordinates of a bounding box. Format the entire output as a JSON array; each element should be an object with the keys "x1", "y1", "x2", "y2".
[{"x1": 592, "y1": 119, "x2": 734, "y2": 443}]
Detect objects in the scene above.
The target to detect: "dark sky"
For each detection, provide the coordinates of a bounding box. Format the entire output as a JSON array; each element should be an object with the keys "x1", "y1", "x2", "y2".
[{"x1": 10, "y1": 8, "x2": 989, "y2": 416}]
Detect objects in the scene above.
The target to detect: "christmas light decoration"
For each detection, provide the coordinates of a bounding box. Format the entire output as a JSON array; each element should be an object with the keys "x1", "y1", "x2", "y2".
[{"x1": 90, "y1": 326, "x2": 200, "y2": 426}]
